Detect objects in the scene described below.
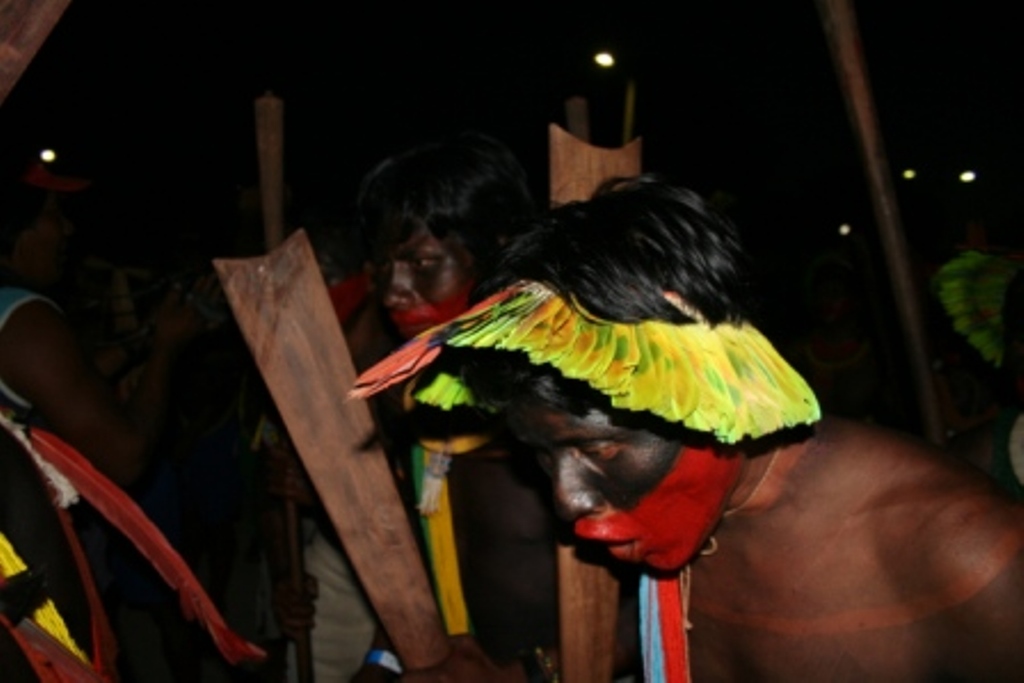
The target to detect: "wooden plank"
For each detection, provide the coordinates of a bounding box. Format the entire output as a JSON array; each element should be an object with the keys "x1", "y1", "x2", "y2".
[
  {"x1": 550, "y1": 123, "x2": 642, "y2": 207},
  {"x1": 0, "y1": 0, "x2": 71, "y2": 107},
  {"x1": 213, "y1": 231, "x2": 450, "y2": 670},
  {"x1": 549, "y1": 123, "x2": 642, "y2": 683},
  {"x1": 814, "y1": 0, "x2": 944, "y2": 444}
]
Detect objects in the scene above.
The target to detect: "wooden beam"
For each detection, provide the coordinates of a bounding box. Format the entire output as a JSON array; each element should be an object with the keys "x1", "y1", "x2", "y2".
[
  {"x1": 213, "y1": 231, "x2": 450, "y2": 670},
  {"x1": 254, "y1": 91, "x2": 286, "y2": 250},
  {"x1": 251, "y1": 88, "x2": 314, "y2": 682},
  {"x1": 0, "y1": 0, "x2": 71, "y2": 107},
  {"x1": 814, "y1": 0, "x2": 944, "y2": 443},
  {"x1": 549, "y1": 123, "x2": 642, "y2": 683}
]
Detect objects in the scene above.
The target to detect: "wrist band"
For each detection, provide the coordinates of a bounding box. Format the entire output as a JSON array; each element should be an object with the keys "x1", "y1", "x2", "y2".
[{"x1": 365, "y1": 648, "x2": 403, "y2": 675}]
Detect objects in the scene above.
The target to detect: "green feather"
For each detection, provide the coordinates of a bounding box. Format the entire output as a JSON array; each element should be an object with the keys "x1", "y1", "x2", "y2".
[
  {"x1": 406, "y1": 282, "x2": 820, "y2": 442},
  {"x1": 933, "y1": 251, "x2": 1023, "y2": 366}
]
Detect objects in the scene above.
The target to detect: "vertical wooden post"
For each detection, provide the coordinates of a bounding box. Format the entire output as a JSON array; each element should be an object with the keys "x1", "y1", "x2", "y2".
[
  {"x1": 252, "y1": 90, "x2": 312, "y2": 682},
  {"x1": 564, "y1": 96, "x2": 591, "y2": 143},
  {"x1": 0, "y1": 0, "x2": 71, "y2": 107},
  {"x1": 814, "y1": 0, "x2": 944, "y2": 443},
  {"x1": 622, "y1": 78, "x2": 636, "y2": 146},
  {"x1": 254, "y1": 91, "x2": 286, "y2": 251},
  {"x1": 549, "y1": 123, "x2": 642, "y2": 682}
]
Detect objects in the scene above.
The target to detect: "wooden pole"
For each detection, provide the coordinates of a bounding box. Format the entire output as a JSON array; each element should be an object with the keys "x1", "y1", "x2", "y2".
[
  {"x1": 622, "y1": 78, "x2": 636, "y2": 147},
  {"x1": 252, "y1": 89, "x2": 313, "y2": 681},
  {"x1": 254, "y1": 91, "x2": 286, "y2": 250},
  {"x1": 814, "y1": 0, "x2": 944, "y2": 443},
  {"x1": 0, "y1": 0, "x2": 71, "y2": 107},
  {"x1": 564, "y1": 96, "x2": 591, "y2": 143},
  {"x1": 549, "y1": 123, "x2": 642, "y2": 682},
  {"x1": 213, "y1": 232, "x2": 450, "y2": 669}
]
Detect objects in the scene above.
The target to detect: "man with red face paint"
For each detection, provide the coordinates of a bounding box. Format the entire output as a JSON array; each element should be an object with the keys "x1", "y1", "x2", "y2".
[
  {"x1": 353, "y1": 176, "x2": 1024, "y2": 682},
  {"x1": 351, "y1": 132, "x2": 634, "y2": 682}
]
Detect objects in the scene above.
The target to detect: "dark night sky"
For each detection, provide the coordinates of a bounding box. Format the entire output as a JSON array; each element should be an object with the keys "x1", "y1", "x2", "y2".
[{"x1": 1, "y1": 2, "x2": 1021, "y2": 272}]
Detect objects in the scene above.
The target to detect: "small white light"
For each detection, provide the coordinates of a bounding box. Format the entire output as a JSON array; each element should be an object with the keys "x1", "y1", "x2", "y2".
[
  {"x1": 838, "y1": 223, "x2": 852, "y2": 236},
  {"x1": 39, "y1": 149, "x2": 56, "y2": 163},
  {"x1": 959, "y1": 170, "x2": 977, "y2": 183},
  {"x1": 902, "y1": 169, "x2": 916, "y2": 180},
  {"x1": 594, "y1": 52, "x2": 615, "y2": 68}
]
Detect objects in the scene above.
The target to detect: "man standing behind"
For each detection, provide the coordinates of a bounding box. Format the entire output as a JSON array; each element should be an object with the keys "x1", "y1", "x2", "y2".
[{"x1": 355, "y1": 176, "x2": 1024, "y2": 681}]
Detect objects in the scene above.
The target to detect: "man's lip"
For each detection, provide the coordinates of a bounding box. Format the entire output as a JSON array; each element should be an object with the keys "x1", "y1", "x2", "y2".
[
  {"x1": 574, "y1": 519, "x2": 636, "y2": 545},
  {"x1": 396, "y1": 322, "x2": 432, "y2": 339},
  {"x1": 574, "y1": 520, "x2": 645, "y2": 562},
  {"x1": 388, "y1": 311, "x2": 434, "y2": 338},
  {"x1": 605, "y1": 540, "x2": 644, "y2": 562}
]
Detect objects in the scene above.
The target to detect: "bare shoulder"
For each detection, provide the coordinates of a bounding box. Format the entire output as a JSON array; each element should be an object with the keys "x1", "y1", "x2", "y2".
[
  {"x1": 808, "y1": 418, "x2": 1024, "y2": 675},
  {"x1": 811, "y1": 416, "x2": 1010, "y2": 497},
  {"x1": 0, "y1": 298, "x2": 77, "y2": 371},
  {"x1": 807, "y1": 416, "x2": 1024, "y2": 561}
]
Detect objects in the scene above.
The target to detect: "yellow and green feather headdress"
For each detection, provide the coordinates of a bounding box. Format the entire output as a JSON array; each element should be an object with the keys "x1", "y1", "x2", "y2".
[
  {"x1": 932, "y1": 250, "x2": 1024, "y2": 367},
  {"x1": 352, "y1": 282, "x2": 820, "y2": 444}
]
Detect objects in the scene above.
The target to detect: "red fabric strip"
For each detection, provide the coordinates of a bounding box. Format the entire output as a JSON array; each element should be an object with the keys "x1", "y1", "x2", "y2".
[
  {"x1": 657, "y1": 573, "x2": 689, "y2": 683},
  {"x1": 29, "y1": 428, "x2": 265, "y2": 665}
]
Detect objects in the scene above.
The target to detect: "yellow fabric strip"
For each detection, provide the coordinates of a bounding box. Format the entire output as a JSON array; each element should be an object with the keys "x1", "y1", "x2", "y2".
[
  {"x1": 415, "y1": 444, "x2": 471, "y2": 635},
  {"x1": 0, "y1": 531, "x2": 90, "y2": 664},
  {"x1": 418, "y1": 432, "x2": 494, "y2": 456}
]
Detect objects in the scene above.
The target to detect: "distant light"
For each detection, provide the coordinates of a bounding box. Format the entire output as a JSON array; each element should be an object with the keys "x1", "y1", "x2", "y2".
[
  {"x1": 594, "y1": 52, "x2": 615, "y2": 68},
  {"x1": 959, "y1": 170, "x2": 977, "y2": 183},
  {"x1": 902, "y1": 169, "x2": 916, "y2": 180},
  {"x1": 39, "y1": 149, "x2": 56, "y2": 163},
  {"x1": 838, "y1": 223, "x2": 852, "y2": 236}
]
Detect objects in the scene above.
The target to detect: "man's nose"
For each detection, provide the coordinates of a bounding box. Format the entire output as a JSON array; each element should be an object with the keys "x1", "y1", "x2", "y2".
[
  {"x1": 551, "y1": 454, "x2": 604, "y2": 522},
  {"x1": 381, "y1": 261, "x2": 414, "y2": 309}
]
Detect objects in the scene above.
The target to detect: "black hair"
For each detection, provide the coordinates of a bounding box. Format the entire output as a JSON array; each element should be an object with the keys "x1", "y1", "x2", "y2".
[
  {"x1": 356, "y1": 131, "x2": 534, "y2": 263},
  {"x1": 476, "y1": 174, "x2": 753, "y2": 325},
  {"x1": 440, "y1": 177, "x2": 755, "y2": 441},
  {"x1": 301, "y1": 217, "x2": 366, "y2": 285}
]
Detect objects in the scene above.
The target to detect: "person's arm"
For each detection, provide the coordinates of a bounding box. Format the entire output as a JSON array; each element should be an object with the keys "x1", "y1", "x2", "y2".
[
  {"x1": 397, "y1": 635, "x2": 527, "y2": 683},
  {"x1": 350, "y1": 627, "x2": 402, "y2": 682},
  {"x1": 0, "y1": 284, "x2": 205, "y2": 485}
]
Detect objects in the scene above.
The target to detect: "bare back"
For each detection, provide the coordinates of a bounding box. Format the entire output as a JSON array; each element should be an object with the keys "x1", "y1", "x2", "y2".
[
  {"x1": 448, "y1": 441, "x2": 559, "y2": 663},
  {"x1": 689, "y1": 417, "x2": 1024, "y2": 681}
]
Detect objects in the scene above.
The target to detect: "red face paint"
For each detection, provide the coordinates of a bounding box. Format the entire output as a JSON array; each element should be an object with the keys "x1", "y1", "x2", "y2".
[
  {"x1": 388, "y1": 280, "x2": 473, "y2": 339},
  {"x1": 574, "y1": 445, "x2": 742, "y2": 571},
  {"x1": 327, "y1": 272, "x2": 370, "y2": 326}
]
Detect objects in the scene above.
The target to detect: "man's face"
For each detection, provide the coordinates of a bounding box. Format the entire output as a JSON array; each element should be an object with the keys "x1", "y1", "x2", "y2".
[
  {"x1": 374, "y1": 221, "x2": 475, "y2": 339},
  {"x1": 12, "y1": 192, "x2": 74, "y2": 288},
  {"x1": 507, "y1": 401, "x2": 742, "y2": 571}
]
